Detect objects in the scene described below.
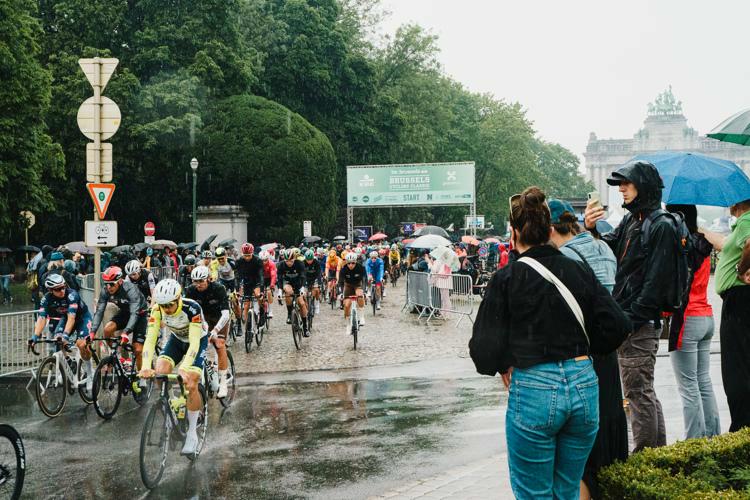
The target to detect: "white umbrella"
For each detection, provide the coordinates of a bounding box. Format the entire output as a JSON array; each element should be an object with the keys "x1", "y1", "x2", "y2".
[
  {"x1": 430, "y1": 245, "x2": 460, "y2": 272},
  {"x1": 406, "y1": 234, "x2": 451, "y2": 249}
]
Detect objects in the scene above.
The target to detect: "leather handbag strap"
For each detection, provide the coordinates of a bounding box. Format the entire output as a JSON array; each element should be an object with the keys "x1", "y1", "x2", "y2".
[{"x1": 518, "y1": 256, "x2": 589, "y2": 345}]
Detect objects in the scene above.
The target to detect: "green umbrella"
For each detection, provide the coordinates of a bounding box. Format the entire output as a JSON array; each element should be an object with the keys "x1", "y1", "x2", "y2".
[{"x1": 707, "y1": 108, "x2": 750, "y2": 146}]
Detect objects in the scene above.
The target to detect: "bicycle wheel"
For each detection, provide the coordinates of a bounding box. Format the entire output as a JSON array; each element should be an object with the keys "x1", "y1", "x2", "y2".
[
  {"x1": 352, "y1": 310, "x2": 358, "y2": 350},
  {"x1": 219, "y1": 351, "x2": 236, "y2": 408},
  {"x1": 139, "y1": 401, "x2": 170, "y2": 489},
  {"x1": 244, "y1": 312, "x2": 254, "y2": 353},
  {"x1": 372, "y1": 286, "x2": 377, "y2": 316},
  {"x1": 0, "y1": 424, "x2": 25, "y2": 500},
  {"x1": 93, "y1": 355, "x2": 123, "y2": 420},
  {"x1": 132, "y1": 371, "x2": 154, "y2": 407},
  {"x1": 77, "y1": 357, "x2": 95, "y2": 405},
  {"x1": 255, "y1": 312, "x2": 264, "y2": 346},
  {"x1": 292, "y1": 311, "x2": 303, "y2": 350},
  {"x1": 35, "y1": 355, "x2": 68, "y2": 418}
]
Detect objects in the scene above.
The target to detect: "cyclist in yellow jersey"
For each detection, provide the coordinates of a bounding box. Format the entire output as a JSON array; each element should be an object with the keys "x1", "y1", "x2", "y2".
[{"x1": 139, "y1": 279, "x2": 208, "y2": 456}]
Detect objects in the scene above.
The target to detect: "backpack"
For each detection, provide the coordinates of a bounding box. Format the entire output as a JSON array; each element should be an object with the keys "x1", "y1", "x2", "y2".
[{"x1": 640, "y1": 209, "x2": 692, "y2": 313}]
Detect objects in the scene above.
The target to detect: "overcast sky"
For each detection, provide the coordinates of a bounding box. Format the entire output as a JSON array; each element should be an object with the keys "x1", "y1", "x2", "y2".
[{"x1": 378, "y1": 0, "x2": 750, "y2": 162}]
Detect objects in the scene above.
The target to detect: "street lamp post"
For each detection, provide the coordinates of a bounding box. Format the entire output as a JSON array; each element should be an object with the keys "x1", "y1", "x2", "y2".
[{"x1": 191, "y1": 157, "x2": 198, "y2": 241}]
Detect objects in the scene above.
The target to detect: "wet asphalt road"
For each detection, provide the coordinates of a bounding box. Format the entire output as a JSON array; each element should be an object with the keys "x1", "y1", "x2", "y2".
[{"x1": 0, "y1": 358, "x2": 506, "y2": 499}]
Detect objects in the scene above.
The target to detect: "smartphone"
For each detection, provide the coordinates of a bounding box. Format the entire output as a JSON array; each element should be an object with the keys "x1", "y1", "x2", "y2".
[{"x1": 587, "y1": 191, "x2": 603, "y2": 210}]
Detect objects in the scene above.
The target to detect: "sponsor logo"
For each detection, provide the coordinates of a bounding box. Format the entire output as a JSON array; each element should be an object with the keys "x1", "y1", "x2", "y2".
[
  {"x1": 362, "y1": 196, "x2": 370, "y2": 203},
  {"x1": 352, "y1": 196, "x2": 358, "y2": 202},
  {"x1": 447, "y1": 171, "x2": 457, "y2": 181},
  {"x1": 374, "y1": 195, "x2": 382, "y2": 203},
  {"x1": 358, "y1": 174, "x2": 375, "y2": 188},
  {"x1": 403, "y1": 194, "x2": 420, "y2": 201}
]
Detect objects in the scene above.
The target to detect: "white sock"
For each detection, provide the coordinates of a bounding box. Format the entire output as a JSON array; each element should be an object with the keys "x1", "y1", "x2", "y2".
[
  {"x1": 253, "y1": 302, "x2": 260, "y2": 314},
  {"x1": 218, "y1": 369, "x2": 227, "y2": 381},
  {"x1": 187, "y1": 410, "x2": 199, "y2": 433}
]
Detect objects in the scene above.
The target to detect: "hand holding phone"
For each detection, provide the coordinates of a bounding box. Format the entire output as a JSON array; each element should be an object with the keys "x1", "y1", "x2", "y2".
[{"x1": 584, "y1": 191, "x2": 605, "y2": 231}]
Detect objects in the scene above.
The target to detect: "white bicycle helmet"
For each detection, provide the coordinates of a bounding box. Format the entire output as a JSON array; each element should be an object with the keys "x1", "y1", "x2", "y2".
[
  {"x1": 345, "y1": 252, "x2": 358, "y2": 263},
  {"x1": 45, "y1": 273, "x2": 66, "y2": 290},
  {"x1": 153, "y1": 279, "x2": 182, "y2": 305},
  {"x1": 124, "y1": 259, "x2": 142, "y2": 275},
  {"x1": 369, "y1": 251, "x2": 378, "y2": 258},
  {"x1": 259, "y1": 250, "x2": 270, "y2": 261},
  {"x1": 191, "y1": 265, "x2": 210, "y2": 281}
]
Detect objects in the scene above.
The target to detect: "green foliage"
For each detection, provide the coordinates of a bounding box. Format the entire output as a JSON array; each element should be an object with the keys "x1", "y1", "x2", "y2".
[
  {"x1": 0, "y1": 0, "x2": 64, "y2": 238},
  {"x1": 200, "y1": 94, "x2": 337, "y2": 243},
  {"x1": 532, "y1": 139, "x2": 593, "y2": 199},
  {"x1": 599, "y1": 428, "x2": 750, "y2": 499}
]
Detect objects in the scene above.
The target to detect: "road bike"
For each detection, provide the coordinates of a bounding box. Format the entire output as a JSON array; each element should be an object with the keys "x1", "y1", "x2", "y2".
[
  {"x1": 29, "y1": 338, "x2": 99, "y2": 418},
  {"x1": 226, "y1": 291, "x2": 241, "y2": 347},
  {"x1": 244, "y1": 295, "x2": 266, "y2": 353},
  {"x1": 91, "y1": 336, "x2": 156, "y2": 419},
  {"x1": 369, "y1": 280, "x2": 382, "y2": 316},
  {"x1": 203, "y1": 341, "x2": 236, "y2": 408},
  {"x1": 305, "y1": 286, "x2": 318, "y2": 334},
  {"x1": 139, "y1": 373, "x2": 208, "y2": 489},
  {"x1": 0, "y1": 423, "x2": 25, "y2": 500},
  {"x1": 290, "y1": 294, "x2": 304, "y2": 350},
  {"x1": 390, "y1": 264, "x2": 400, "y2": 286},
  {"x1": 346, "y1": 295, "x2": 360, "y2": 350}
]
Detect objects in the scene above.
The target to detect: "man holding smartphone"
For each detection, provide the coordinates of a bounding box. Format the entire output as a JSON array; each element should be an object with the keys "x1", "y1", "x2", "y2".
[{"x1": 584, "y1": 160, "x2": 677, "y2": 452}]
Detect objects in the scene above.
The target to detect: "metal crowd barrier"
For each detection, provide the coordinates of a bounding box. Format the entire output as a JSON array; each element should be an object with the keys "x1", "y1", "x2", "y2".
[
  {"x1": 404, "y1": 271, "x2": 477, "y2": 326},
  {"x1": 0, "y1": 310, "x2": 40, "y2": 378}
]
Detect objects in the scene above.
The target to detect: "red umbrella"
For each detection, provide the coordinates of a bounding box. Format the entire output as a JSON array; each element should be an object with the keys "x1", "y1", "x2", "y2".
[
  {"x1": 369, "y1": 232, "x2": 387, "y2": 241},
  {"x1": 484, "y1": 237, "x2": 500, "y2": 244},
  {"x1": 461, "y1": 235, "x2": 480, "y2": 245},
  {"x1": 402, "y1": 238, "x2": 415, "y2": 245}
]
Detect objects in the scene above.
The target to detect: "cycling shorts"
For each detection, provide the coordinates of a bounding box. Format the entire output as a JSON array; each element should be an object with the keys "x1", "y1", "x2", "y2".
[
  {"x1": 112, "y1": 311, "x2": 148, "y2": 344},
  {"x1": 326, "y1": 269, "x2": 337, "y2": 280},
  {"x1": 219, "y1": 278, "x2": 236, "y2": 292},
  {"x1": 306, "y1": 278, "x2": 321, "y2": 289},
  {"x1": 282, "y1": 280, "x2": 303, "y2": 294},
  {"x1": 159, "y1": 334, "x2": 208, "y2": 374},
  {"x1": 342, "y1": 283, "x2": 363, "y2": 299},
  {"x1": 241, "y1": 282, "x2": 262, "y2": 298},
  {"x1": 50, "y1": 311, "x2": 93, "y2": 341},
  {"x1": 205, "y1": 318, "x2": 229, "y2": 340}
]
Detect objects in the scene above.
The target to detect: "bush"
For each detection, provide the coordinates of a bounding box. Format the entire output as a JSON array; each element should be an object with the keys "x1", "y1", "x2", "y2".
[{"x1": 599, "y1": 428, "x2": 750, "y2": 499}]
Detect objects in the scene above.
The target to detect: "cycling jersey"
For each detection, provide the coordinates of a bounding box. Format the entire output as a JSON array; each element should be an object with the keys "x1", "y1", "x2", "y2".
[
  {"x1": 389, "y1": 251, "x2": 401, "y2": 265},
  {"x1": 126, "y1": 269, "x2": 155, "y2": 300},
  {"x1": 185, "y1": 281, "x2": 229, "y2": 331},
  {"x1": 326, "y1": 256, "x2": 341, "y2": 272},
  {"x1": 236, "y1": 255, "x2": 264, "y2": 290},
  {"x1": 39, "y1": 288, "x2": 92, "y2": 338},
  {"x1": 143, "y1": 298, "x2": 206, "y2": 374},
  {"x1": 262, "y1": 259, "x2": 277, "y2": 288},
  {"x1": 304, "y1": 259, "x2": 322, "y2": 286},
  {"x1": 340, "y1": 262, "x2": 366, "y2": 287},
  {"x1": 365, "y1": 258, "x2": 385, "y2": 283},
  {"x1": 214, "y1": 258, "x2": 236, "y2": 282},
  {"x1": 277, "y1": 260, "x2": 306, "y2": 290},
  {"x1": 91, "y1": 280, "x2": 148, "y2": 334}
]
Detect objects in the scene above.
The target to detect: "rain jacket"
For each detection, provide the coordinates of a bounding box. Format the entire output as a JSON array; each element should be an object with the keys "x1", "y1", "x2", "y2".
[{"x1": 597, "y1": 161, "x2": 678, "y2": 327}]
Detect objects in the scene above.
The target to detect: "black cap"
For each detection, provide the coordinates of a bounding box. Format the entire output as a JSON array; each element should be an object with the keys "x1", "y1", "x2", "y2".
[{"x1": 606, "y1": 171, "x2": 628, "y2": 186}]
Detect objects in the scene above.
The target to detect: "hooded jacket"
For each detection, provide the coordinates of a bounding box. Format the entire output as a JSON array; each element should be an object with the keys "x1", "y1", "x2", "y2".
[{"x1": 598, "y1": 161, "x2": 677, "y2": 327}]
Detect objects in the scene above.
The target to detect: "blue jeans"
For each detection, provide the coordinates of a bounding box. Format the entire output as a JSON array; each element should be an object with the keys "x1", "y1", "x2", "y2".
[
  {"x1": 0, "y1": 275, "x2": 10, "y2": 301},
  {"x1": 506, "y1": 358, "x2": 599, "y2": 500},
  {"x1": 670, "y1": 315, "x2": 721, "y2": 439}
]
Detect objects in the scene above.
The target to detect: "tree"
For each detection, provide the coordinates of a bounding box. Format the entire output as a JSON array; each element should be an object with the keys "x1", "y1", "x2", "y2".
[
  {"x1": 200, "y1": 94, "x2": 338, "y2": 243},
  {"x1": 532, "y1": 140, "x2": 593, "y2": 199},
  {"x1": 0, "y1": 0, "x2": 64, "y2": 239}
]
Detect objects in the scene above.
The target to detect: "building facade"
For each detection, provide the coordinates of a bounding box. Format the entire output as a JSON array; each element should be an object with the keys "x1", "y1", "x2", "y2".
[{"x1": 584, "y1": 87, "x2": 750, "y2": 205}]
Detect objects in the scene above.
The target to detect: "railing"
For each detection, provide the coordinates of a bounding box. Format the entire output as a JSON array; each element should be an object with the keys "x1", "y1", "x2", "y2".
[
  {"x1": 0, "y1": 310, "x2": 39, "y2": 378},
  {"x1": 403, "y1": 270, "x2": 477, "y2": 326}
]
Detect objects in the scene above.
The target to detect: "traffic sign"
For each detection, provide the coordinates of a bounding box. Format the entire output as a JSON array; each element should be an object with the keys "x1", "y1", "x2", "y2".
[
  {"x1": 19, "y1": 210, "x2": 35, "y2": 228},
  {"x1": 86, "y1": 183, "x2": 115, "y2": 219},
  {"x1": 303, "y1": 220, "x2": 312, "y2": 238},
  {"x1": 85, "y1": 220, "x2": 117, "y2": 247},
  {"x1": 86, "y1": 143, "x2": 112, "y2": 182},
  {"x1": 77, "y1": 96, "x2": 121, "y2": 141},
  {"x1": 144, "y1": 221, "x2": 155, "y2": 236},
  {"x1": 144, "y1": 235, "x2": 155, "y2": 244},
  {"x1": 78, "y1": 58, "x2": 119, "y2": 92}
]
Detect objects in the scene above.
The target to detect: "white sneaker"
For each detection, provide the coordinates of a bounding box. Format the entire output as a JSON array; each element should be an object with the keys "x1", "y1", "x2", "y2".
[
  {"x1": 358, "y1": 313, "x2": 365, "y2": 326},
  {"x1": 267, "y1": 310, "x2": 274, "y2": 319},
  {"x1": 345, "y1": 323, "x2": 352, "y2": 336},
  {"x1": 217, "y1": 377, "x2": 228, "y2": 399},
  {"x1": 376, "y1": 304, "x2": 381, "y2": 310},
  {"x1": 181, "y1": 431, "x2": 199, "y2": 456}
]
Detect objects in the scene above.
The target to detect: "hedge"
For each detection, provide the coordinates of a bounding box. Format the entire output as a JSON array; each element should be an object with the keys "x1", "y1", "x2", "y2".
[{"x1": 599, "y1": 428, "x2": 750, "y2": 499}]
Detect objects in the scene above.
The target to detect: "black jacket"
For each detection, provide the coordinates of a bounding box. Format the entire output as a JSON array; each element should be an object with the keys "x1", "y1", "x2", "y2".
[
  {"x1": 598, "y1": 161, "x2": 677, "y2": 327},
  {"x1": 470, "y1": 245, "x2": 632, "y2": 376}
]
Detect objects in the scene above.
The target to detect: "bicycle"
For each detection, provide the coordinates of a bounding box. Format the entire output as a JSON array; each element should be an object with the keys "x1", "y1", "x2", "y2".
[
  {"x1": 91, "y1": 336, "x2": 156, "y2": 419},
  {"x1": 369, "y1": 280, "x2": 381, "y2": 316},
  {"x1": 305, "y1": 286, "x2": 318, "y2": 334},
  {"x1": 226, "y1": 291, "x2": 241, "y2": 347},
  {"x1": 29, "y1": 338, "x2": 99, "y2": 418},
  {"x1": 390, "y1": 264, "x2": 400, "y2": 286},
  {"x1": 345, "y1": 295, "x2": 360, "y2": 350},
  {"x1": 328, "y1": 277, "x2": 338, "y2": 310},
  {"x1": 0, "y1": 423, "x2": 25, "y2": 500},
  {"x1": 290, "y1": 294, "x2": 304, "y2": 350},
  {"x1": 243, "y1": 295, "x2": 265, "y2": 353},
  {"x1": 203, "y1": 341, "x2": 236, "y2": 408},
  {"x1": 139, "y1": 373, "x2": 208, "y2": 489}
]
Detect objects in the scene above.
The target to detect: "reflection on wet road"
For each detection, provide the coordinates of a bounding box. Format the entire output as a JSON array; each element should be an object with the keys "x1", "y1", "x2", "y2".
[{"x1": 1, "y1": 359, "x2": 505, "y2": 499}]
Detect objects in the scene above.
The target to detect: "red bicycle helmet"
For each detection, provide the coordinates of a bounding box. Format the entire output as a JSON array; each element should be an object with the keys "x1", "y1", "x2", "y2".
[
  {"x1": 241, "y1": 243, "x2": 254, "y2": 255},
  {"x1": 102, "y1": 266, "x2": 123, "y2": 282}
]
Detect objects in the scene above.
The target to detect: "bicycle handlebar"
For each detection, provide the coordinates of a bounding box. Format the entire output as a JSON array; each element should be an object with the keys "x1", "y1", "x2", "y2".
[
  {"x1": 154, "y1": 373, "x2": 185, "y2": 393},
  {"x1": 27, "y1": 338, "x2": 72, "y2": 356}
]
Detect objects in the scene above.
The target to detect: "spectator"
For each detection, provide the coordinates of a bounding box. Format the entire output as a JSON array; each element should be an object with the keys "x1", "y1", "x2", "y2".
[
  {"x1": 164, "y1": 246, "x2": 179, "y2": 271},
  {"x1": 585, "y1": 160, "x2": 676, "y2": 452},
  {"x1": 498, "y1": 244, "x2": 509, "y2": 269},
  {"x1": 549, "y1": 198, "x2": 626, "y2": 499},
  {"x1": 703, "y1": 198, "x2": 750, "y2": 431},
  {"x1": 664, "y1": 204, "x2": 720, "y2": 440},
  {"x1": 0, "y1": 249, "x2": 15, "y2": 304},
  {"x1": 471, "y1": 186, "x2": 631, "y2": 499},
  {"x1": 43, "y1": 251, "x2": 80, "y2": 291}
]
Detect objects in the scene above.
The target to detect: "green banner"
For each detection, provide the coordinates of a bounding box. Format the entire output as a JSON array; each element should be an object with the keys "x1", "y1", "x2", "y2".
[{"x1": 346, "y1": 162, "x2": 475, "y2": 207}]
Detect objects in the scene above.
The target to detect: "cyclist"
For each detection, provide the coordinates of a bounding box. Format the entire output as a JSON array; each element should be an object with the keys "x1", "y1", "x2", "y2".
[
  {"x1": 389, "y1": 244, "x2": 401, "y2": 281},
  {"x1": 199, "y1": 250, "x2": 213, "y2": 274},
  {"x1": 213, "y1": 247, "x2": 236, "y2": 291},
  {"x1": 90, "y1": 266, "x2": 149, "y2": 376},
  {"x1": 179, "y1": 254, "x2": 197, "y2": 289},
  {"x1": 277, "y1": 248, "x2": 310, "y2": 336},
  {"x1": 185, "y1": 266, "x2": 231, "y2": 398},
  {"x1": 365, "y1": 251, "x2": 385, "y2": 308},
  {"x1": 325, "y1": 250, "x2": 340, "y2": 304},
  {"x1": 303, "y1": 249, "x2": 322, "y2": 315},
  {"x1": 30, "y1": 274, "x2": 95, "y2": 391},
  {"x1": 139, "y1": 279, "x2": 208, "y2": 456},
  {"x1": 125, "y1": 259, "x2": 156, "y2": 304},
  {"x1": 236, "y1": 243, "x2": 264, "y2": 337},
  {"x1": 259, "y1": 250, "x2": 276, "y2": 319},
  {"x1": 340, "y1": 252, "x2": 366, "y2": 335}
]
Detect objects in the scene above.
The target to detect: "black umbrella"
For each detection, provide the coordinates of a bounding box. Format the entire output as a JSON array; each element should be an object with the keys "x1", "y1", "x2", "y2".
[
  {"x1": 0, "y1": 246, "x2": 11, "y2": 253},
  {"x1": 200, "y1": 234, "x2": 218, "y2": 251},
  {"x1": 111, "y1": 245, "x2": 132, "y2": 254},
  {"x1": 16, "y1": 245, "x2": 40, "y2": 252},
  {"x1": 134, "y1": 242, "x2": 151, "y2": 252},
  {"x1": 301, "y1": 236, "x2": 322, "y2": 244},
  {"x1": 413, "y1": 225, "x2": 450, "y2": 238},
  {"x1": 178, "y1": 242, "x2": 199, "y2": 250},
  {"x1": 217, "y1": 238, "x2": 237, "y2": 248},
  {"x1": 332, "y1": 235, "x2": 347, "y2": 241}
]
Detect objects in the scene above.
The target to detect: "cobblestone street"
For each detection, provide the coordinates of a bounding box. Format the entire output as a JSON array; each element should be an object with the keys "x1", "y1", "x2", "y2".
[{"x1": 232, "y1": 283, "x2": 477, "y2": 375}]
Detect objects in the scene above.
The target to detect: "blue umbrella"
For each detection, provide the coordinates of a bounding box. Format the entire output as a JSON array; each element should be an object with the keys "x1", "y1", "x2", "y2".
[{"x1": 631, "y1": 151, "x2": 750, "y2": 207}]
